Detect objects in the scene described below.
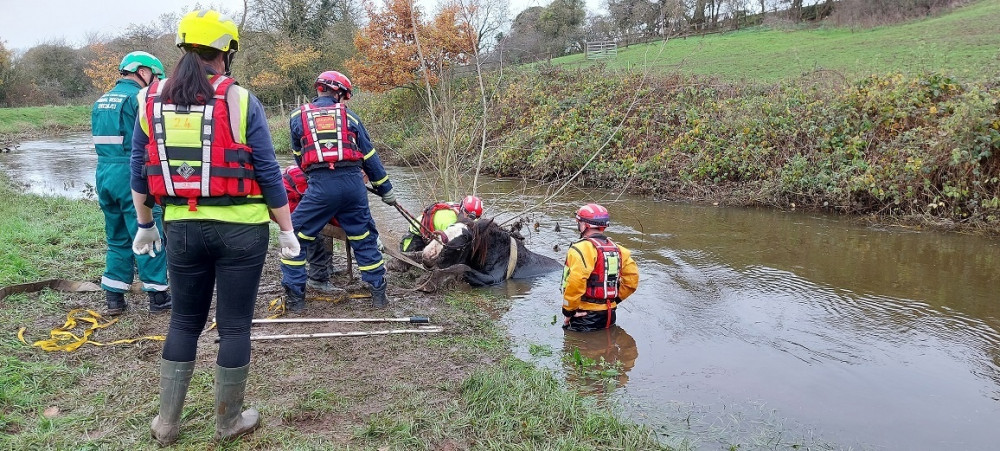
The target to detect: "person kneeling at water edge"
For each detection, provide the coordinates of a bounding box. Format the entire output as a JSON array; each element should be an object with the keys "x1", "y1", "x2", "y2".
[
  {"x1": 399, "y1": 195, "x2": 484, "y2": 252},
  {"x1": 561, "y1": 203, "x2": 639, "y2": 332},
  {"x1": 130, "y1": 9, "x2": 298, "y2": 446}
]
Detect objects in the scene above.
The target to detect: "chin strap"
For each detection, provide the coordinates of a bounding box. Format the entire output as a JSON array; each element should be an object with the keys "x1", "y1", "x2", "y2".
[{"x1": 223, "y1": 50, "x2": 236, "y2": 76}]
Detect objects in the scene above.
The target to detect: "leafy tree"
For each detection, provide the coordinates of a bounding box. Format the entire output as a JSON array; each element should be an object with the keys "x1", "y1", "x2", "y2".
[
  {"x1": 83, "y1": 44, "x2": 121, "y2": 93},
  {"x1": 346, "y1": 0, "x2": 475, "y2": 93},
  {"x1": 504, "y1": 6, "x2": 546, "y2": 60},
  {"x1": 248, "y1": 0, "x2": 351, "y2": 40},
  {"x1": 18, "y1": 42, "x2": 91, "y2": 101},
  {"x1": 245, "y1": 39, "x2": 322, "y2": 103},
  {"x1": 241, "y1": 0, "x2": 357, "y2": 102},
  {"x1": 606, "y1": 0, "x2": 658, "y2": 44},
  {"x1": 537, "y1": 0, "x2": 587, "y2": 58},
  {"x1": 0, "y1": 41, "x2": 14, "y2": 105}
]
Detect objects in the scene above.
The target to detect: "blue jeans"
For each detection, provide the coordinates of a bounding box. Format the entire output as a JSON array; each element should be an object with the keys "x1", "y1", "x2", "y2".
[{"x1": 161, "y1": 221, "x2": 268, "y2": 368}]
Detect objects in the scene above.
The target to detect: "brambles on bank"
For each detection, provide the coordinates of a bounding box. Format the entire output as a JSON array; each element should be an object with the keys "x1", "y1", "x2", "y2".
[{"x1": 363, "y1": 67, "x2": 1000, "y2": 228}]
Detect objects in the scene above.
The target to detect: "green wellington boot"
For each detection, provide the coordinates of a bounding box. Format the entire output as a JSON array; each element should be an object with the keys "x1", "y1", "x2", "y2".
[
  {"x1": 214, "y1": 364, "x2": 260, "y2": 441},
  {"x1": 150, "y1": 359, "x2": 195, "y2": 446}
]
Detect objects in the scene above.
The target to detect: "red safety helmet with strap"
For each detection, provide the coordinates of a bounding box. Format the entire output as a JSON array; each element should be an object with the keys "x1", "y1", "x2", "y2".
[
  {"x1": 576, "y1": 203, "x2": 610, "y2": 228},
  {"x1": 460, "y1": 195, "x2": 483, "y2": 219},
  {"x1": 315, "y1": 70, "x2": 353, "y2": 100}
]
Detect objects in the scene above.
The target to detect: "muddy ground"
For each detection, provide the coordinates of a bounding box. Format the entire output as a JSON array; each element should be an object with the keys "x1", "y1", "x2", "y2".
[{"x1": 7, "y1": 211, "x2": 511, "y2": 449}]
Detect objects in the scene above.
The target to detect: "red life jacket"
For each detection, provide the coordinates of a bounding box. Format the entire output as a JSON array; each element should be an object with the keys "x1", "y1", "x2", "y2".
[
  {"x1": 280, "y1": 165, "x2": 340, "y2": 227},
  {"x1": 282, "y1": 166, "x2": 308, "y2": 211},
  {"x1": 297, "y1": 102, "x2": 363, "y2": 171},
  {"x1": 420, "y1": 202, "x2": 460, "y2": 239},
  {"x1": 583, "y1": 237, "x2": 622, "y2": 302},
  {"x1": 143, "y1": 75, "x2": 262, "y2": 211}
]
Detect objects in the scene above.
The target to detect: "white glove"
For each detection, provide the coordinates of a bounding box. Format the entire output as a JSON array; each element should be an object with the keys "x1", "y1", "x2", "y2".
[
  {"x1": 278, "y1": 230, "x2": 300, "y2": 259},
  {"x1": 381, "y1": 189, "x2": 397, "y2": 206},
  {"x1": 133, "y1": 225, "x2": 162, "y2": 258}
]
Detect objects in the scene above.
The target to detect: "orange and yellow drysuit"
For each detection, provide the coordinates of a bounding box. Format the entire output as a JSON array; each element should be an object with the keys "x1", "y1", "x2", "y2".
[{"x1": 561, "y1": 234, "x2": 639, "y2": 331}]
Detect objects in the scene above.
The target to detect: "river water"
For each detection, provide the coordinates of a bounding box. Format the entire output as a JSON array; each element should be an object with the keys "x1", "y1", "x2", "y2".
[{"x1": 4, "y1": 134, "x2": 999, "y2": 450}]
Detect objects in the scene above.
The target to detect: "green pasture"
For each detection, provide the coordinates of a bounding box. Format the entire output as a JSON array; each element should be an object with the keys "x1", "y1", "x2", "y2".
[{"x1": 555, "y1": 0, "x2": 1000, "y2": 82}]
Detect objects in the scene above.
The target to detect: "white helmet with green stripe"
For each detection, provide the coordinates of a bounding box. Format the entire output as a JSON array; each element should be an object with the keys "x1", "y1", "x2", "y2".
[{"x1": 119, "y1": 51, "x2": 165, "y2": 80}]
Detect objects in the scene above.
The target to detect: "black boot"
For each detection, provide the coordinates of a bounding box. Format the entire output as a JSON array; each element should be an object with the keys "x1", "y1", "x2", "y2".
[
  {"x1": 150, "y1": 359, "x2": 195, "y2": 446},
  {"x1": 106, "y1": 290, "x2": 127, "y2": 316},
  {"x1": 283, "y1": 286, "x2": 305, "y2": 312},
  {"x1": 369, "y1": 282, "x2": 390, "y2": 309},
  {"x1": 148, "y1": 291, "x2": 172, "y2": 313},
  {"x1": 214, "y1": 364, "x2": 260, "y2": 441}
]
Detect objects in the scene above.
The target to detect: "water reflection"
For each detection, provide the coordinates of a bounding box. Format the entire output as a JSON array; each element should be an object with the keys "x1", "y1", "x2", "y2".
[
  {"x1": 562, "y1": 325, "x2": 639, "y2": 393},
  {"x1": 0, "y1": 133, "x2": 97, "y2": 198},
  {"x1": 8, "y1": 141, "x2": 1000, "y2": 450},
  {"x1": 473, "y1": 179, "x2": 1000, "y2": 450}
]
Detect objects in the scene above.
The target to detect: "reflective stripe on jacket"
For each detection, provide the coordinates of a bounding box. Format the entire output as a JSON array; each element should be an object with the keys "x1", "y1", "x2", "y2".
[
  {"x1": 92, "y1": 79, "x2": 141, "y2": 160},
  {"x1": 294, "y1": 103, "x2": 363, "y2": 171},
  {"x1": 562, "y1": 234, "x2": 639, "y2": 313},
  {"x1": 138, "y1": 75, "x2": 268, "y2": 223}
]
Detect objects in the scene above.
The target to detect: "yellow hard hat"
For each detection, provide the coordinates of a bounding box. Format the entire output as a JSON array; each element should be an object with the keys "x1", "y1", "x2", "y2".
[{"x1": 176, "y1": 9, "x2": 239, "y2": 53}]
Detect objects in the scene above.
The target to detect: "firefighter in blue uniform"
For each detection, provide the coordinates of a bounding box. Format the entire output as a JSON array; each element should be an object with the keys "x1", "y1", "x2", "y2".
[
  {"x1": 280, "y1": 70, "x2": 397, "y2": 310},
  {"x1": 91, "y1": 51, "x2": 170, "y2": 315}
]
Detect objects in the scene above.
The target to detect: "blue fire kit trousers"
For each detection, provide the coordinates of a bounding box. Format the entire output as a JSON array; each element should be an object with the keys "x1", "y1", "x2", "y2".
[{"x1": 280, "y1": 169, "x2": 385, "y2": 298}]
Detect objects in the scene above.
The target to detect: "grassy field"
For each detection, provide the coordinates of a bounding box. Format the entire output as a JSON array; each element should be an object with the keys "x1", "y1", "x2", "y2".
[
  {"x1": 0, "y1": 105, "x2": 91, "y2": 143},
  {"x1": 554, "y1": 0, "x2": 1000, "y2": 82},
  {"x1": 0, "y1": 177, "x2": 105, "y2": 286},
  {"x1": 0, "y1": 175, "x2": 668, "y2": 450}
]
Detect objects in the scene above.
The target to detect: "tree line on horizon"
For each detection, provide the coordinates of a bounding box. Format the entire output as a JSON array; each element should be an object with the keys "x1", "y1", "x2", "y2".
[{"x1": 0, "y1": 0, "x2": 974, "y2": 108}]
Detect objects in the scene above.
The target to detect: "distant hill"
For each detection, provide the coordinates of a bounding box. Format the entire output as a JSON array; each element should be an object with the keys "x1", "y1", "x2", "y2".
[{"x1": 553, "y1": 0, "x2": 1000, "y2": 82}]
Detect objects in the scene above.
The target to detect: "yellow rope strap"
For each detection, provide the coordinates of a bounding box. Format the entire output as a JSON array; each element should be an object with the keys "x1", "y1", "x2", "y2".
[{"x1": 16, "y1": 308, "x2": 165, "y2": 352}]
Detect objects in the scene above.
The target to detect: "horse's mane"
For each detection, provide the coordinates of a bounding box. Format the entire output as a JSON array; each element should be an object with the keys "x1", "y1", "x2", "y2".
[{"x1": 469, "y1": 218, "x2": 508, "y2": 269}]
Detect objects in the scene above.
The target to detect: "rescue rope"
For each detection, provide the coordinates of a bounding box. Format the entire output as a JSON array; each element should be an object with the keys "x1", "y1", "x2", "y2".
[
  {"x1": 16, "y1": 308, "x2": 165, "y2": 352},
  {"x1": 0, "y1": 279, "x2": 101, "y2": 301}
]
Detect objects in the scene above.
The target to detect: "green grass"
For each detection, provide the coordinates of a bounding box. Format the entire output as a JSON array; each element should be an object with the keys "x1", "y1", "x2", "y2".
[
  {"x1": 0, "y1": 105, "x2": 91, "y2": 140},
  {"x1": 554, "y1": 0, "x2": 1000, "y2": 82},
  {"x1": 458, "y1": 358, "x2": 666, "y2": 450},
  {"x1": 0, "y1": 175, "x2": 105, "y2": 286},
  {"x1": 0, "y1": 187, "x2": 672, "y2": 449}
]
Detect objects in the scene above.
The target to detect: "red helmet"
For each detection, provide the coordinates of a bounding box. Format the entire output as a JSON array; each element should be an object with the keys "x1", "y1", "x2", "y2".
[
  {"x1": 460, "y1": 195, "x2": 483, "y2": 219},
  {"x1": 576, "y1": 203, "x2": 610, "y2": 227},
  {"x1": 315, "y1": 70, "x2": 352, "y2": 99}
]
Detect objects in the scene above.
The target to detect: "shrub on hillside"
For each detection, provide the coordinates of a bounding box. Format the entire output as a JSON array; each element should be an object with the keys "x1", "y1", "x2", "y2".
[{"x1": 364, "y1": 66, "x2": 1000, "y2": 225}]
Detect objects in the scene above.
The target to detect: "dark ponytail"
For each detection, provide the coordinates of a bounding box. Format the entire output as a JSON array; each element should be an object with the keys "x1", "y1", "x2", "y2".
[{"x1": 162, "y1": 47, "x2": 221, "y2": 106}]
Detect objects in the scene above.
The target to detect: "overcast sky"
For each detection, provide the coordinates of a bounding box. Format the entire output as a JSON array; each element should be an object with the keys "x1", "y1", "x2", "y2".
[{"x1": 0, "y1": 0, "x2": 606, "y2": 52}]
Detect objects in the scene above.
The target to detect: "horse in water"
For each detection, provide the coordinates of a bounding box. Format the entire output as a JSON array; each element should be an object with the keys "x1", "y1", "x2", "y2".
[{"x1": 420, "y1": 218, "x2": 561, "y2": 287}]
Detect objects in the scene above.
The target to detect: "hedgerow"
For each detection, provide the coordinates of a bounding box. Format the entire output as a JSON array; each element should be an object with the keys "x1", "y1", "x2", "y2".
[{"x1": 360, "y1": 66, "x2": 1000, "y2": 225}]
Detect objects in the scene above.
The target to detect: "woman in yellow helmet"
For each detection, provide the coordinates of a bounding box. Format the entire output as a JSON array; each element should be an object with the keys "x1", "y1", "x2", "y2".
[{"x1": 128, "y1": 9, "x2": 298, "y2": 445}]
